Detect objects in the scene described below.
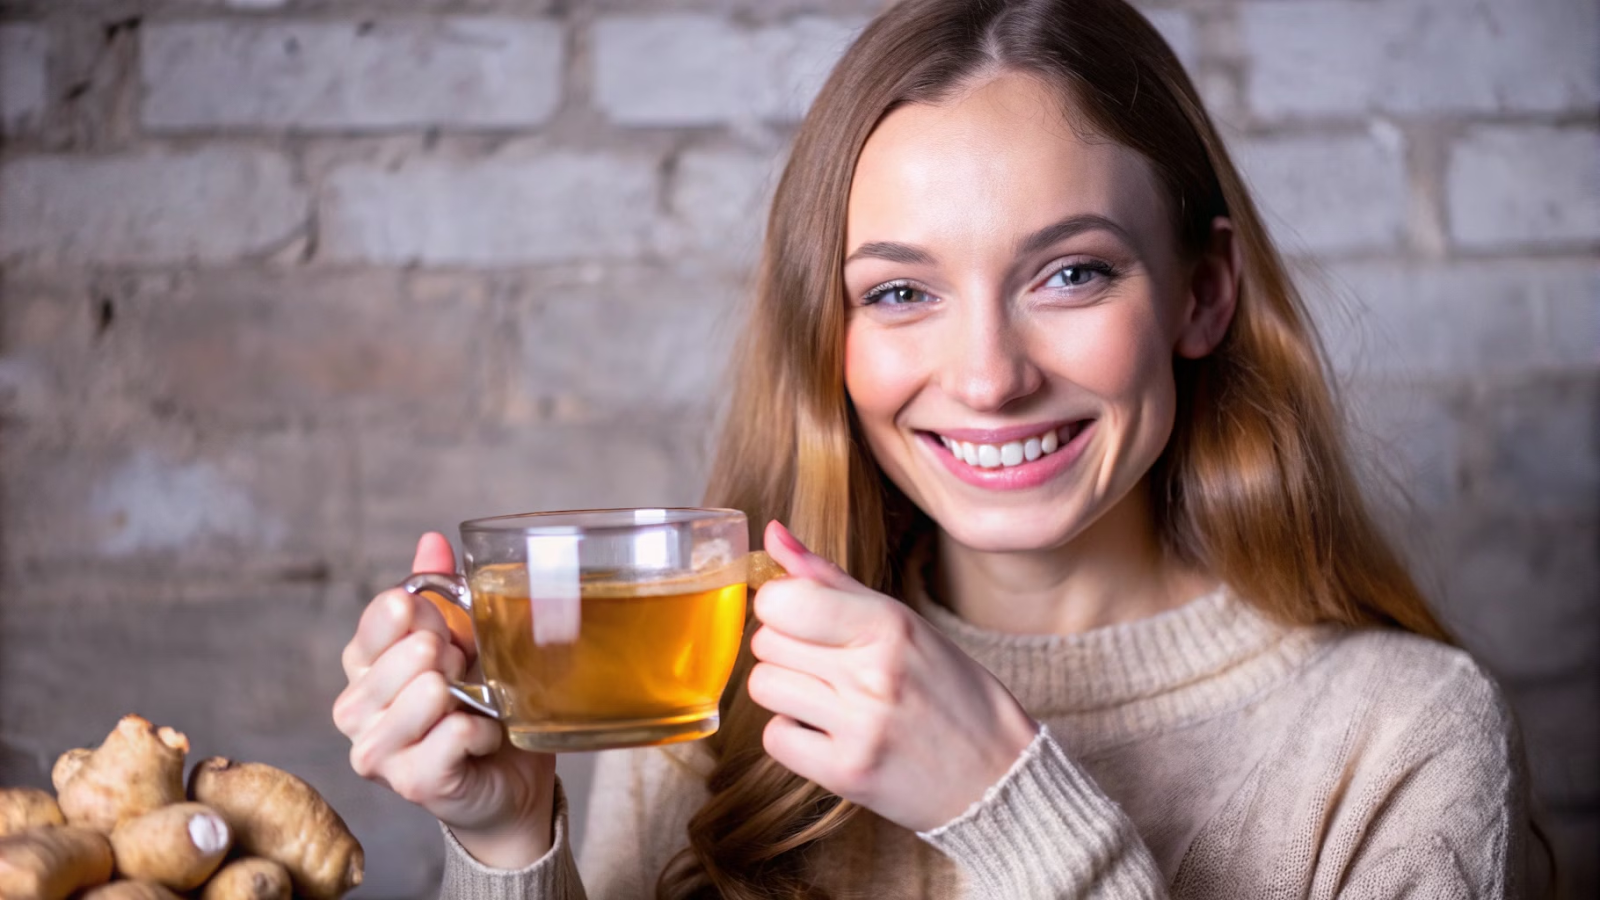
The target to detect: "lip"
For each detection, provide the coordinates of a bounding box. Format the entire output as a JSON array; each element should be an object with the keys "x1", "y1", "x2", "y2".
[
  {"x1": 928, "y1": 420, "x2": 1081, "y2": 444},
  {"x1": 920, "y1": 420, "x2": 1095, "y2": 491}
]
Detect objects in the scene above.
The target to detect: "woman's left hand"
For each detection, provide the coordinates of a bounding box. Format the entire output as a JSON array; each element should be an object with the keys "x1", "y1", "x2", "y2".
[{"x1": 748, "y1": 520, "x2": 1041, "y2": 833}]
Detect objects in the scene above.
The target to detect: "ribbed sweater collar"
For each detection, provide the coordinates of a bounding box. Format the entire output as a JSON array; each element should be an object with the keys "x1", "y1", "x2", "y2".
[{"x1": 908, "y1": 561, "x2": 1324, "y2": 745}]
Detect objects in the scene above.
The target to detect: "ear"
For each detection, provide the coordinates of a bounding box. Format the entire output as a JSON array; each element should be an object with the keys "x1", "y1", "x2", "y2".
[{"x1": 1174, "y1": 217, "x2": 1241, "y2": 359}]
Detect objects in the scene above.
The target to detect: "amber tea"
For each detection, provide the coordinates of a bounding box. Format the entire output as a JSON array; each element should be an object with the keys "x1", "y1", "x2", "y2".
[
  {"x1": 403, "y1": 508, "x2": 751, "y2": 753},
  {"x1": 471, "y1": 563, "x2": 746, "y2": 751}
]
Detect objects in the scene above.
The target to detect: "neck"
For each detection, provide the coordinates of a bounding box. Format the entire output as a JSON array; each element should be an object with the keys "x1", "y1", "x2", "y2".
[{"x1": 932, "y1": 482, "x2": 1214, "y2": 635}]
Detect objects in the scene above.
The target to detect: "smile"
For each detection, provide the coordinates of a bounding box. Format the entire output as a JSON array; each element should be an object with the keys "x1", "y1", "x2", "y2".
[
  {"x1": 931, "y1": 422, "x2": 1088, "y2": 469},
  {"x1": 917, "y1": 420, "x2": 1096, "y2": 491}
]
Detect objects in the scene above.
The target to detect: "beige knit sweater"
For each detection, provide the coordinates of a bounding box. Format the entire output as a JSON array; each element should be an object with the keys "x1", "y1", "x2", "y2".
[{"x1": 440, "y1": 588, "x2": 1533, "y2": 899}]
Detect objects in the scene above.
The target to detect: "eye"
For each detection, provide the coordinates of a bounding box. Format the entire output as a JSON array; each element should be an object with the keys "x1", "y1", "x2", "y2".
[
  {"x1": 1041, "y1": 261, "x2": 1115, "y2": 290},
  {"x1": 862, "y1": 281, "x2": 935, "y2": 306}
]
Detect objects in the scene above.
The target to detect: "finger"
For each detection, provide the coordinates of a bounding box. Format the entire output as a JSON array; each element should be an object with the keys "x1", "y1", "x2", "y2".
[
  {"x1": 365, "y1": 712, "x2": 503, "y2": 808},
  {"x1": 344, "y1": 590, "x2": 413, "y2": 679},
  {"x1": 336, "y1": 630, "x2": 465, "y2": 737},
  {"x1": 762, "y1": 714, "x2": 836, "y2": 784},
  {"x1": 344, "y1": 589, "x2": 459, "y2": 681},
  {"x1": 348, "y1": 669, "x2": 456, "y2": 779},
  {"x1": 418, "y1": 710, "x2": 504, "y2": 764},
  {"x1": 762, "y1": 520, "x2": 863, "y2": 593},
  {"x1": 411, "y1": 533, "x2": 476, "y2": 655},
  {"x1": 746, "y1": 662, "x2": 845, "y2": 734},
  {"x1": 750, "y1": 623, "x2": 844, "y2": 678},
  {"x1": 412, "y1": 531, "x2": 458, "y2": 574},
  {"x1": 754, "y1": 576, "x2": 887, "y2": 647}
]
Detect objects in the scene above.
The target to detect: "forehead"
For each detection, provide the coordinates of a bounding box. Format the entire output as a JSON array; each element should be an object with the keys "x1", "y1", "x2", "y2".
[{"x1": 846, "y1": 72, "x2": 1169, "y2": 249}]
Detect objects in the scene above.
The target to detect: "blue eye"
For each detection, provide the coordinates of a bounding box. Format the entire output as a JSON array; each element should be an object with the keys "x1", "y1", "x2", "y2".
[
  {"x1": 1042, "y1": 262, "x2": 1114, "y2": 290},
  {"x1": 862, "y1": 281, "x2": 933, "y2": 306}
]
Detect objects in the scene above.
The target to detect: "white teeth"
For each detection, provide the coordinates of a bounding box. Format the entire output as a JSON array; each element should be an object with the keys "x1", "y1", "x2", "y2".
[{"x1": 935, "y1": 425, "x2": 1078, "y2": 470}]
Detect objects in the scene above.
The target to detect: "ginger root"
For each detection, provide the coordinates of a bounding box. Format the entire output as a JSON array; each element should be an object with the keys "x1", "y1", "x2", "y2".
[
  {"x1": 48, "y1": 750, "x2": 89, "y2": 795},
  {"x1": 110, "y1": 802, "x2": 230, "y2": 891},
  {"x1": 80, "y1": 881, "x2": 184, "y2": 900},
  {"x1": 54, "y1": 716, "x2": 188, "y2": 834},
  {"x1": 0, "y1": 825, "x2": 114, "y2": 900},
  {"x1": 0, "y1": 788, "x2": 65, "y2": 837},
  {"x1": 189, "y1": 758, "x2": 363, "y2": 900},
  {"x1": 200, "y1": 857, "x2": 293, "y2": 900}
]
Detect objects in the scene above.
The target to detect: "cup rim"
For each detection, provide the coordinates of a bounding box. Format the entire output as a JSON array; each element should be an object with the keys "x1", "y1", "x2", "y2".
[{"x1": 459, "y1": 506, "x2": 747, "y2": 535}]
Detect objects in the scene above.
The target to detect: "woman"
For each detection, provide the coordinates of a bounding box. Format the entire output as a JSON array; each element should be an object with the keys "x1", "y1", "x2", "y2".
[{"x1": 333, "y1": 0, "x2": 1539, "y2": 896}]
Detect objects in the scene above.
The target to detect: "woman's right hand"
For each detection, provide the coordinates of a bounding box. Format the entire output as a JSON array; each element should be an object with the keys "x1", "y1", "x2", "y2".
[{"x1": 333, "y1": 532, "x2": 558, "y2": 869}]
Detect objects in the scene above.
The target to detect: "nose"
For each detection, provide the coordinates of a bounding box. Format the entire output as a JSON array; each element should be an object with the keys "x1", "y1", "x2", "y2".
[{"x1": 938, "y1": 304, "x2": 1044, "y2": 412}]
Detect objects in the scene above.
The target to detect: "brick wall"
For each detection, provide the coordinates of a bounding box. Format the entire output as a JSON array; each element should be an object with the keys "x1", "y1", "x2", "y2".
[{"x1": 1, "y1": 1, "x2": 1594, "y2": 897}]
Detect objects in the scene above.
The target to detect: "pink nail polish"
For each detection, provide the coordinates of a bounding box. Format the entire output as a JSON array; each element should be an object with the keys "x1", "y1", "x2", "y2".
[{"x1": 771, "y1": 521, "x2": 806, "y2": 556}]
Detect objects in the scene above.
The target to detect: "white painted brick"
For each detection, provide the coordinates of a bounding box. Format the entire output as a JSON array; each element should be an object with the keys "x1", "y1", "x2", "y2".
[
  {"x1": 513, "y1": 267, "x2": 741, "y2": 417},
  {"x1": 142, "y1": 18, "x2": 562, "y2": 131},
  {"x1": 1345, "y1": 384, "x2": 1462, "y2": 510},
  {"x1": 1244, "y1": 0, "x2": 1600, "y2": 118},
  {"x1": 660, "y1": 147, "x2": 783, "y2": 264},
  {"x1": 0, "y1": 25, "x2": 48, "y2": 133},
  {"x1": 1138, "y1": 8, "x2": 1197, "y2": 73},
  {"x1": 1304, "y1": 261, "x2": 1599, "y2": 379},
  {"x1": 2, "y1": 428, "x2": 353, "y2": 576},
  {"x1": 1483, "y1": 376, "x2": 1599, "y2": 516},
  {"x1": 1448, "y1": 126, "x2": 1600, "y2": 249},
  {"x1": 99, "y1": 270, "x2": 491, "y2": 426},
  {"x1": 0, "y1": 149, "x2": 306, "y2": 265},
  {"x1": 593, "y1": 14, "x2": 865, "y2": 126},
  {"x1": 1236, "y1": 129, "x2": 1408, "y2": 254},
  {"x1": 319, "y1": 151, "x2": 658, "y2": 266},
  {"x1": 359, "y1": 425, "x2": 700, "y2": 557},
  {"x1": 1432, "y1": 517, "x2": 1600, "y2": 682}
]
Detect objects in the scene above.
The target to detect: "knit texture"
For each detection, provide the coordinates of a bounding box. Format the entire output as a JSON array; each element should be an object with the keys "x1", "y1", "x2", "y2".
[{"x1": 440, "y1": 588, "x2": 1531, "y2": 899}]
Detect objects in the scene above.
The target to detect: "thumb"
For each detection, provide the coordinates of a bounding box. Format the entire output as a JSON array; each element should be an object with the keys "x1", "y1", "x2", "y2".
[
  {"x1": 412, "y1": 531, "x2": 458, "y2": 575},
  {"x1": 410, "y1": 531, "x2": 475, "y2": 661},
  {"x1": 762, "y1": 520, "x2": 865, "y2": 593}
]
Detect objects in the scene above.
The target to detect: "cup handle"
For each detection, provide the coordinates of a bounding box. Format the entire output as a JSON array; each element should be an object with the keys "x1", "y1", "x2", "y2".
[{"x1": 400, "y1": 572, "x2": 500, "y2": 720}]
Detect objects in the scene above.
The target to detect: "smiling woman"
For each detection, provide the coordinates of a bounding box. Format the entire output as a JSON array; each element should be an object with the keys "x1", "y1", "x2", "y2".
[
  {"x1": 332, "y1": 0, "x2": 1544, "y2": 898},
  {"x1": 843, "y1": 74, "x2": 1228, "y2": 586}
]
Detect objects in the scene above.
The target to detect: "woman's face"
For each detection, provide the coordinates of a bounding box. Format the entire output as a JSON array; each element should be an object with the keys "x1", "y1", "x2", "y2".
[{"x1": 843, "y1": 72, "x2": 1216, "y2": 554}]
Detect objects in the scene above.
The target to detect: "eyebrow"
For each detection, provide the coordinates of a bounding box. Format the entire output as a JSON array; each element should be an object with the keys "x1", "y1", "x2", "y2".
[
  {"x1": 845, "y1": 240, "x2": 935, "y2": 265},
  {"x1": 843, "y1": 214, "x2": 1134, "y2": 266}
]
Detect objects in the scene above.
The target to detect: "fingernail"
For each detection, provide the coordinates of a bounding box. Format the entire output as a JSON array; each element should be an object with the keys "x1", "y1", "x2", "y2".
[{"x1": 770, "y1": 521, "x2": 806, "y2": 556}]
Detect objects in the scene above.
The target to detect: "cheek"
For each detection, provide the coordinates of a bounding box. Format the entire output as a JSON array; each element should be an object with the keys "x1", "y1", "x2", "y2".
[
  {"x1": 1046, "y1": 306, "x2": 1174, "y2": 404},
  {"x1": 843, "y1": 323, "x2": 920, "y2": 426}
]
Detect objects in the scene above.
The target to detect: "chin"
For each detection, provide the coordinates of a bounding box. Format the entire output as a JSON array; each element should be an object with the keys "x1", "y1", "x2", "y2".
[{"x1": 931, "y1": 506, "x2": 1086, "y2": 554}]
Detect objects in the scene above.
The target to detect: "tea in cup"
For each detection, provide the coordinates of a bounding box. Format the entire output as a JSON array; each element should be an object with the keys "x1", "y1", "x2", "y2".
[{"x1": 403, "y1": 508, "x2": 749, "y2": 752}]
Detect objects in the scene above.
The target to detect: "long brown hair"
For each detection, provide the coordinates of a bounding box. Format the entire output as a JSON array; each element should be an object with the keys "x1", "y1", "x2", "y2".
[{"x1": 661, "y1": 1, "x2": 1451, "y2": 897}]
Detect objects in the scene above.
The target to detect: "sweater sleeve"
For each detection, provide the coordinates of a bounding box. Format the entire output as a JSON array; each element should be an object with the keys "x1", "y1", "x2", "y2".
[
  {"x1": 917, "y1": 725, "x2": 1169, "y2": 899},
  {"x1": 438, "y1": 777, "x2": 587, "y2": 900},
  {"x1": 1324, "y1": 656, "x2": 1534, "y2": 900}
]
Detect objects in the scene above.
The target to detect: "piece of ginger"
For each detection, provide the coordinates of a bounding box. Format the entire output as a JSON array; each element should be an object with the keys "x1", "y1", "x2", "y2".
[
  {"x1": 0, "y1": 788, "x2": 65, "y2": 838},
  {"x1": 110, "y1": 802, "x2": 230, "y2": 891},
  {"x1": 0, "y1": 825, "x2": 114, "y2": 900},
  {"x1": 80, "y1": 881, "x2": 184, "y2": 900},
  {"x1": 53, "y1": 716, "x2": 188, "y2": 834},
  {"x1": 189, "y1": 758, "x2": 363, "y2": 900},
  {"x1": 200, "y1": 858, "x2": 292, "y2": 900}
]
